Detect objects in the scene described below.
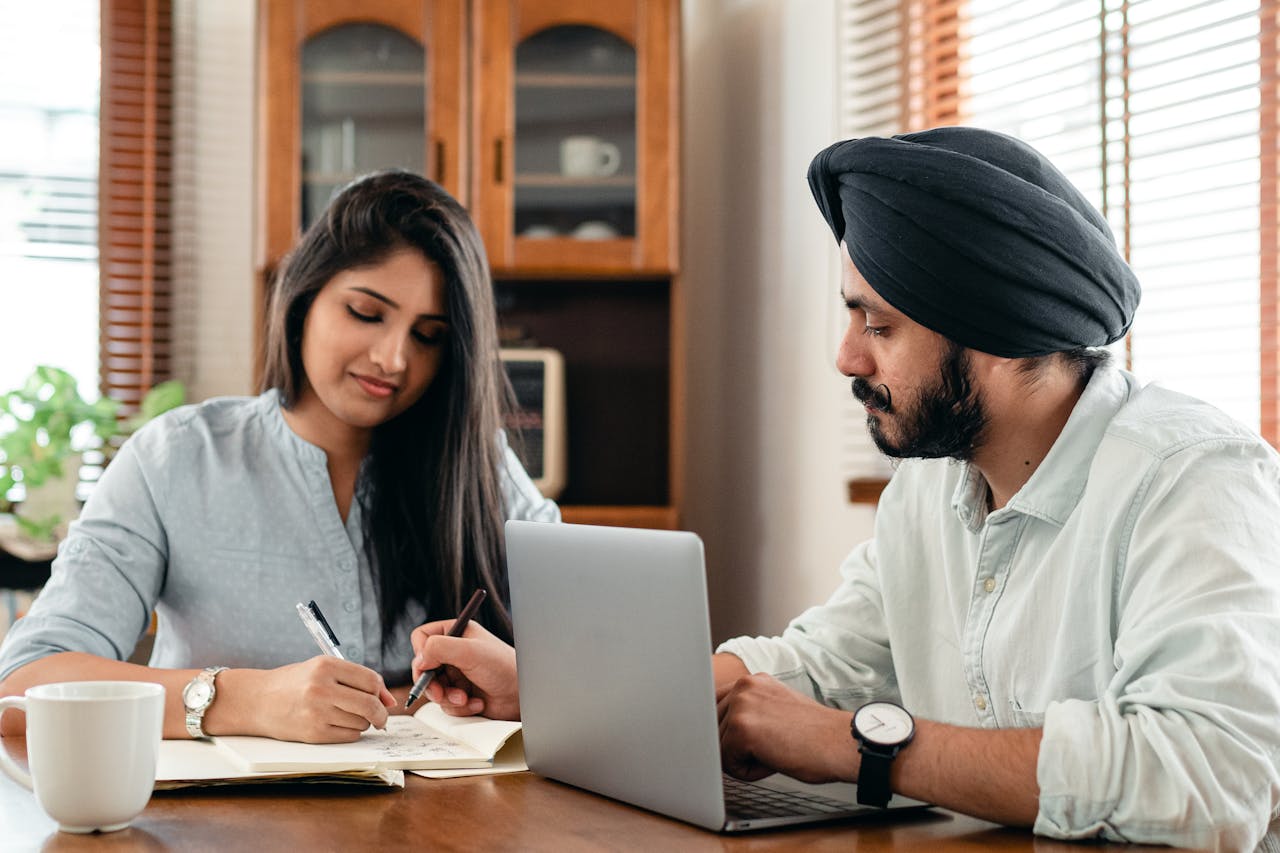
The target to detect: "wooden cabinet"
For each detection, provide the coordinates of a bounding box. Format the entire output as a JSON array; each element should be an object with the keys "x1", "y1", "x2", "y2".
[
  {"x1": 472, "y1": 0, "x2": 678, "y2": 275},
  {"x1": 257, "y1": 0, "x2": 682, "y2": 529},
  {"x1": 258, "y1": 0, "x2": 467, "y2": 262}
]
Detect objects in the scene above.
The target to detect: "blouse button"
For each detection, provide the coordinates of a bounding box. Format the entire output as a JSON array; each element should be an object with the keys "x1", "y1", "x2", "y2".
[{"x1": 344, "y1": 600, "x2": 358, "y2": 613}]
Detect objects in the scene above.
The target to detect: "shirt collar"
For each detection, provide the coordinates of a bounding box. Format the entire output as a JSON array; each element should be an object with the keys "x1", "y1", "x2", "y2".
[
  {"x1": 259, "y1": 388, "x2": 328, "y2": 466},
  {"x1": 951, "y1": 363, "x2": 1137, "y2": 528}
]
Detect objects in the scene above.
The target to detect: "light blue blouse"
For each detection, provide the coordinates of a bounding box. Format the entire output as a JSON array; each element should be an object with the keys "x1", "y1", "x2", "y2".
[{"x1": 0, "y1": 391, "x2": 559, "y2": 685}]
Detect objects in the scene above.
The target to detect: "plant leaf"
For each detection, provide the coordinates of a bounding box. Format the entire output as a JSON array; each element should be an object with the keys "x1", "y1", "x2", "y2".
[{"x1": 140, "y1": 380, "x2": 185, "y2": 420}]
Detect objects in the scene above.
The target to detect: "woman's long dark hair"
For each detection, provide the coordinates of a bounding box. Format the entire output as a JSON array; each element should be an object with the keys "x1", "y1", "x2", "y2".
[{"x1": 261, "y1": 170, "x2": 515, "y2": 645}]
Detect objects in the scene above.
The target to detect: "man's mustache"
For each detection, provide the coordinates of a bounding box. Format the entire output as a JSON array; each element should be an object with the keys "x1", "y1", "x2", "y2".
[{"x1": 851, "y1": 378, "x2": 892, "y2": 412}]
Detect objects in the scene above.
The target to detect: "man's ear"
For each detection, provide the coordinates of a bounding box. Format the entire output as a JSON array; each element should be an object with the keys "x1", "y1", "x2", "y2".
[{"x1": 964, "y1": 349, "x2": 1012, "y2": 385}]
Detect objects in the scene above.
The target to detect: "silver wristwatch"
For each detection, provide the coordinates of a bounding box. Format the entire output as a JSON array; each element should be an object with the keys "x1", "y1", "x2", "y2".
[{"x1": 182, "y1": 666, "x2": 228, "y2": 739}]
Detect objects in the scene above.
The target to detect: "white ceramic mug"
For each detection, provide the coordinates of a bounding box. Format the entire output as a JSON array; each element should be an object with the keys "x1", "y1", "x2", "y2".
[
  {"x1": 559, "y1": 135, "x2": 621, "y2": 177},
  {"x1": 0, "y1": 681, "x2": 165, "y2": 833},
  {"x1": 571, "y1": 220, "x2": 620, "y2": 240}
]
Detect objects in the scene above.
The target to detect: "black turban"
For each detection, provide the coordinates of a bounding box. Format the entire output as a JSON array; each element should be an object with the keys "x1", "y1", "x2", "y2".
[{"x1": 807, "y1": 126, "x2": 1140, "y2": 357}]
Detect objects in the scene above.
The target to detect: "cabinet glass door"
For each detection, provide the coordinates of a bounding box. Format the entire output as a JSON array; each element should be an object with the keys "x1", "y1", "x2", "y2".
[
  {"x1": 300, "y1": 24, "x2": 425, "y2": 228},
  {"x1": 512, "y1": 26, "x2": 636, "y2": 243}
]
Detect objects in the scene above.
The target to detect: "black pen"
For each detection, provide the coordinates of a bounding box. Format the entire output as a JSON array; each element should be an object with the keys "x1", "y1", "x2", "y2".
[{"x1": 405, "y1": 588, "x2": 487, "y2": 709}]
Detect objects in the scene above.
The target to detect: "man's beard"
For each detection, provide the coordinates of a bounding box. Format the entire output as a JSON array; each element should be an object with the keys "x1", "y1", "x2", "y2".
[{"x1": 850, "y1": 343, "x2": 988, "y2": 461}]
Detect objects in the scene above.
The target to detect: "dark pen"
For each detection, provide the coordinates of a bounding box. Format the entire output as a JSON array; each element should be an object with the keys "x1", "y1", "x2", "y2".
[{"x1": 405, "y1": 588, "x2": 487, "y2": 709}]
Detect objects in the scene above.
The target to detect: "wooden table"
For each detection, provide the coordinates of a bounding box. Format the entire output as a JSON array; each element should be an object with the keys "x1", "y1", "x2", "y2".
[{"x1": 0, "y1": 736, "x2": 1151, "y2": 852}]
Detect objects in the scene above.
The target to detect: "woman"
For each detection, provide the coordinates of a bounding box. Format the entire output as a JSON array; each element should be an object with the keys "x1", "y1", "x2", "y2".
[{"x1": 0, "y1": 171, "x2": 557, "y2": 742}]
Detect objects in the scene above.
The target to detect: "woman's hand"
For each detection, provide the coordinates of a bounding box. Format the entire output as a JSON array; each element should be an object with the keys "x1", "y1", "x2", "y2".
[
  {"x1": 409, "y1": 621, "x2": 520, "y2": 720},
  {"x1": 213, "y1": 657, "x2": 395, "y2": 743}
]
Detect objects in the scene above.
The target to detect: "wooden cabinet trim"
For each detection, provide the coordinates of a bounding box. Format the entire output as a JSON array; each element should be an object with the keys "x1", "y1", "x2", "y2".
[
  {"x1": 511, "y1": 0, "x2": 636, "y2": 43},
  {"x1": 302, "y1": 0, "x2": 425, "y2": 40}
]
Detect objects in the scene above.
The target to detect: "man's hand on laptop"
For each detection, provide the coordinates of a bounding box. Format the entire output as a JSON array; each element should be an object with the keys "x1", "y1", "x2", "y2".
[
  {"x1": 717, "y1": 673, "x2": 858, "y2": 785},
  {"x1": 409, "y1": 620, "x2": 521, "y2": 720}
]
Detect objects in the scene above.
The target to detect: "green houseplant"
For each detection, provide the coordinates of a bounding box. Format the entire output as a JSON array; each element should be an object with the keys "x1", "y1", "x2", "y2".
[{"x1": 0, "y1": 365, "x2": 185, "y2": 542}]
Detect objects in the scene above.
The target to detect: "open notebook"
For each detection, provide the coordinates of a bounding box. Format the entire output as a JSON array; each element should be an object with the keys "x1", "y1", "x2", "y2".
[{"x1": 157, "y1": 702, "x2": 521, "y2": 788}]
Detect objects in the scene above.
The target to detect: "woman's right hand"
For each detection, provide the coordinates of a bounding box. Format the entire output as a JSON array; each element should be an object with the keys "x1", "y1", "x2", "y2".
[{"x1": 213, "y1": 657, "x2": 395, "y2": 743}]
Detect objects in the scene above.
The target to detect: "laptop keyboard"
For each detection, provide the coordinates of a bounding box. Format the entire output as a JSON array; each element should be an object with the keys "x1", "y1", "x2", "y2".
[{"x1": 722, "y1": 775, "x2": 854, "y2": 819}]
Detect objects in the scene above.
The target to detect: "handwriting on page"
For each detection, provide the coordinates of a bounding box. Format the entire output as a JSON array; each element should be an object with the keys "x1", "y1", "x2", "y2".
[{"x1": 366, "y1": 717, "x2": 480, "y2": 760}]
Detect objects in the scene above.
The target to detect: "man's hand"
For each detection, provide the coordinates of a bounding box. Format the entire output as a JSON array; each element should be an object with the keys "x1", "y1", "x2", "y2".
[
  {"x1": 409, "y1": 620, "x2": 520, "y2": 720},
  {"x1": 218, "y1": 657, "x2": 395, "y2": 743},
  {"x1": 716, "y1": 673, "x2": 859, "y2": 784}
]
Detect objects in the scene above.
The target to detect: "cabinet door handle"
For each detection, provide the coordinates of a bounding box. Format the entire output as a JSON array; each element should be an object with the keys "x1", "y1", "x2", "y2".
[
  {"x1": 434, "y1": 139, "x2": 445, "y2": 184},
  {"x1": 494, "y1": 137, "x2": 505, "y2": 184}
]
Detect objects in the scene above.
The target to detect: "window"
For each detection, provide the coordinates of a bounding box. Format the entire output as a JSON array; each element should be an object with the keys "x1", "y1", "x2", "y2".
[
  {"x1": 0, "y1": 0, "x2": 173, "y2": 419},
  {"x1": 839, "y1": 0, "x2": 1280, "y2": 463},
  {"x1": 0, "y1": 3, "x2": 101, "y2": 400}
]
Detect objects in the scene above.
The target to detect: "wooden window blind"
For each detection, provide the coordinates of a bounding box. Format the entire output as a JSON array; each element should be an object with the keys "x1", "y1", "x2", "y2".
[
  {"x1": 99, "y1": 0, "x2": 173, "y2": 416},
  {"x1": 962, "y1": 0, "x2": 1277, "y2": 444},
  {"x1": 837, "y1": 0, "x2": 965, "y2": 498},
  {"x1": 839, "y1": 0, "x2": 1280, "y2": 493}
]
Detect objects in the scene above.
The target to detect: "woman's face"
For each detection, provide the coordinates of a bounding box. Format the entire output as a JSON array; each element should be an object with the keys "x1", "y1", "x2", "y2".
[{"x1": 296, "y1": 246, "x2": 450, "y2": 433}]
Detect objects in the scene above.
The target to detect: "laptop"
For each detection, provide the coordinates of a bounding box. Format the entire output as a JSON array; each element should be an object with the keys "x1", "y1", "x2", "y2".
[{"x1": 506, "y1": 520, "x2": 930, "y2": 832}]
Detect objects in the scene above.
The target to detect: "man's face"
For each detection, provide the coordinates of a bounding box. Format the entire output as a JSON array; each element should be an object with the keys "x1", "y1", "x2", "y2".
[{"x1": 836, "y1": 248, "x2": 988, "y2": 460}]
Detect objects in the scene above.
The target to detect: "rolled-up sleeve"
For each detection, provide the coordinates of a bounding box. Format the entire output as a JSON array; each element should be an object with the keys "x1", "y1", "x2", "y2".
[
  {"x1": 1035, "y1": 439, "x2": 1280, "y2": 849},
  {"x1": 0, "y1": 438, "x2": 169, "y2": 679},
  {"x1": 717, "y1": 537, "x2": 898, "y2": 708}
]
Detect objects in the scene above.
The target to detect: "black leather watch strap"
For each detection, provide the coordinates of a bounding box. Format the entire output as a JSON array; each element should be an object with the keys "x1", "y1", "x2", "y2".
[{"x1": 856, "y1": 743, "x2": 894, "y2": 807}]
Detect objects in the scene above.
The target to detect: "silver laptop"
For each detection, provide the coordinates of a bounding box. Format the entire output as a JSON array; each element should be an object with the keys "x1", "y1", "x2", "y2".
[{"x1": 506, "y1": 520, "x2": 929, "y2": 832}]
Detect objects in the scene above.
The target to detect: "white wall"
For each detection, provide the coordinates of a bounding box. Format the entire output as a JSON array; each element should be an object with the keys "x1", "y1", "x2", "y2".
[
  {"x1": 681, "y1": 0, "x2": 876, "y2": 644},
  {"x1": 175, "y1": 0, "x2": 880, "y2": 644},
  {"x1": 172, "y1": 0, "x2": 257, "y2": 402}
]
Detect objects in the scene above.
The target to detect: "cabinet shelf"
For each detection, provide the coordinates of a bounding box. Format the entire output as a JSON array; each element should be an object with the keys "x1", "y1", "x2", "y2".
[
  {"x1": 301, "y1": 70, "x2": 424, "y2": 86},
  {"x1": 560, "y1": 505, "x2": 678, "y2": 530},
  {"x1": 515, "y1": 72, "x2": 636, "y2": 89},
  {"x1": 515, "y1": 174, "x2": 635, "y2": 187}
]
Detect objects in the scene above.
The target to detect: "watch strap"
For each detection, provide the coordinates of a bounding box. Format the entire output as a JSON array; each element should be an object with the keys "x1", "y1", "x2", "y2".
[
  {"x1": 183, "y1": 665, "x2": 227, "y2": 739},
  {"x1": 855, "y1": 742, "x2": 895, "y2": 807}
]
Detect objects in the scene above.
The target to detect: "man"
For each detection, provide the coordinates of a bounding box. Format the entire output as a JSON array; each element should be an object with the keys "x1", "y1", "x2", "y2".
[
  {"x1": 413, "y1": 128, "x2": 1280, "y2": 849},
  {"x1": 711, "y1": 127, "x2": 1280, "y2": 849}
]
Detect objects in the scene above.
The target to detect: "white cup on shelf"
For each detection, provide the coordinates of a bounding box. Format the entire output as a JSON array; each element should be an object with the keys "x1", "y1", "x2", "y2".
[
  {"x1": 571, "y1": 220, "x2": 620, "y2": 240},
  {"x1": 560, "y1": 135, "x2": 621, "y2": 177},
  {"x1": 0, "y1": 681, "x2": 164, "y2": 834},
  {"x1": 521, "y1": 224, "x2": 559, "y2": 239}
]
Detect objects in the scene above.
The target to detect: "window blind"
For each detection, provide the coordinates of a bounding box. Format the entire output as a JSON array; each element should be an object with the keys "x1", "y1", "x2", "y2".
[
  {"x1": 837, "y1": 0, "x2": 1280, "y2": 493},
  {"x1": 0, "y1": 3, "x2": 100, "y2": 398},
  {"x1": 836, "y1": 0, "x2": 963, "y2": 490},
  {"x1": 99, "y1": 0, "x2": 173, "y2": 417},
  {"x1": 963, "y1": 0, "x2": 1275, "y2": 441}
]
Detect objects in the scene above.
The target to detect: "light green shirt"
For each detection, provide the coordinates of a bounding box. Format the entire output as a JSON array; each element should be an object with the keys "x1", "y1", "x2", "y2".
[{"x1": 720, "y1": 366, "x2": 1280, "y2": 849}]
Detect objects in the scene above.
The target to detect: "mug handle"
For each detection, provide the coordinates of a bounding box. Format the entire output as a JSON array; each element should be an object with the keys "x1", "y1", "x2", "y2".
[
  {"x1": 598, "y1": 142, "x2": 621, "y2": 176},
  {"x1": 0, "y1": 696, "x2": 33, "y2": 791}
]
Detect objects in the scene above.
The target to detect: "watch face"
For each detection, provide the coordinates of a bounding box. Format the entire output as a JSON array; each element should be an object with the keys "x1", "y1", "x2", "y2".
[
  {"x1": 183, "y1": 680, "x2": 213, "y2": 709},
  {"x1": 855, "y1": 702, "x2": 914, "y2": 746}
]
